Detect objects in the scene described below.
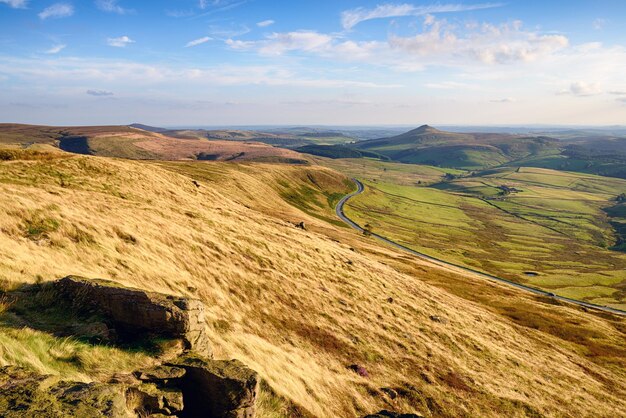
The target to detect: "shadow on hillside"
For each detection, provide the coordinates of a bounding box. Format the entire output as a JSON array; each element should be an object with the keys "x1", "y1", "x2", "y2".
[{"x1": 0, "y1": 281, "x2": 167, "y2": 355}]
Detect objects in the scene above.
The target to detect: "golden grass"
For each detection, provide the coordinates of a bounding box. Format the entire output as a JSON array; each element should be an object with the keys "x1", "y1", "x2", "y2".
[{"x1": 0, "y1": 154, "x2": 624, "y2": 417}]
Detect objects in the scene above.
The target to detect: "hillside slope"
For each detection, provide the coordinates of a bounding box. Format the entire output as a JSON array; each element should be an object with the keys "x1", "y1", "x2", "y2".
[{"x1": 0, "y1": 151, "x2": 625, "y2": 417}]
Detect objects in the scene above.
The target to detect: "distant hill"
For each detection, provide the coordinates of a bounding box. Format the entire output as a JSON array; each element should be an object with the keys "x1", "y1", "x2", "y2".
[
  {"x1": 0, "y1": 123, "x2": 309, "y2": 164},
  {"x1": 354, "y1": 125, "x2": 559, "y2": 169},
  {"x1": 163, "y1": 127, "x2": 355, "y2": 147},
  {"x1": 129, "y1": 123, "x2": 168, "y2": 133}
]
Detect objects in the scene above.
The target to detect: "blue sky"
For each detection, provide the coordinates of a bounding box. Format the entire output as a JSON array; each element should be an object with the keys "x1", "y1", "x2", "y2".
[{"x1": 1, "y1": 0, "x2": 625, "y2": 126}]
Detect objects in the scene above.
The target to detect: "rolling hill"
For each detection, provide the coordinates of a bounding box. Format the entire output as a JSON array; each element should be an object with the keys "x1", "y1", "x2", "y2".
[
  {"x1": 0, "y1": 123, "x2": 308, "y2": 164},
  {"x1": 0, "y1": 147, "x2": 625, "y2": 417},
  {"x1": 353, "y1": 125, "x2": 559, "y2": 169}
]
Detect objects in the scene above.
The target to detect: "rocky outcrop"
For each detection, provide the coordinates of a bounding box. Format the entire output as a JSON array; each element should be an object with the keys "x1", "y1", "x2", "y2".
[
  {"x1": 0, "y1": 366, "x2": 131, "y2": 418},
  {"x1": 1, "y1": 277, "x2": 260, "y2": 417},
  {"x1": 54, "y1": 275, "x2": 212, "y2": 356},
  {"x1": 127, "y1": 356, "x2": 259, "y2": 417},
  {"x1": 1, "y1": 358, "x2": 260, "y2": 418},
  {"x1": 171, "y1": 356, "x2": 259, "y2": 418}
]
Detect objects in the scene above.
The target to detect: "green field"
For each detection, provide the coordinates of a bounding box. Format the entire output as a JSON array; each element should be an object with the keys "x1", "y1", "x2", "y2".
[
  {"x1": 338, "y1": 165, "x2": 626, "y2": 309},
  {"x1": 314, "y1": 157, "x2": 465, "y2": 186}
]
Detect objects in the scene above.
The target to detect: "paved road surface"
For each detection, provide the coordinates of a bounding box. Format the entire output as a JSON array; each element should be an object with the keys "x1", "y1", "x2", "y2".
[{"x1": 336, "y1": 178, "x2": 626, "y2": 316}]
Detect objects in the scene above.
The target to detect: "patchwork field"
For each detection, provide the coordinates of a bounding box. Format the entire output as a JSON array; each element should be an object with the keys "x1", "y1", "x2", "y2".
[{"x1": 339, "y1": 165, "x2": 626, "y2": 309}]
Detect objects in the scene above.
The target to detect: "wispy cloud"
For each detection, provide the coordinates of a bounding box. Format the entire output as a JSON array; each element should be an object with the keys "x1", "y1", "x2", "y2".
[
  {"x1": 166, "y1": 9, "x2": 194, "y2": 18},
  {"x1": 208, "y1": 23, "x2": 250, "y2": 39},
  {"x1": 228, "y1": 31, "x2": 332, "y2": 55},
  {"x1": 193, "y1": 0, "x2": 246, "y2": 18},
  {"x1": 341, "y1": 2, "x2": 503, "y2": 29},
  {"x1": 257, "y1": 19, "x2": 274, "y2": 27},
  {"x1": 95, "y1": 0, "x2": 132, "y2": 15},
  {"x1": 0, "y1": 0, "x2": 27, "y2": 8},
  {"x1": 45, "y1": 44, "x2": 66, "y2": 54},
  {"x1": 39, "y1": 3, "x2": 74, "y2": 20},
  {"x1": 185, "y1": 36, "x2": 212, "y2": 47},
  {"x1": 86, "y1": 89, "x2": 114, "y2": 96},
  {"x1": 107, "y1": 35, "x2": 134, "y2": 47},
  {"x1": 425, "y1": 81, "x2": 475, "y2": 89},
  {"x1": 558, "y1": 82, "x2": 601, "y2": 96},
  {"x1": 490, "y1": 97, "x2": 516, "y2": 103},
  {"x1": 0, "y1": 56, "x2": 401, "y2": 89},
  {"x1": 592, "y1": 18, "x2": 606, "y2": 30}
]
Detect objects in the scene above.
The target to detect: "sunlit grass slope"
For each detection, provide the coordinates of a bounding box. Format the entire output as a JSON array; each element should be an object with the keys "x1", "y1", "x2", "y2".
[
  {"x1": 343, "y1": 166, "x2": 626, "y2": 308},
  {"x1": 0, "y1": 151, "x2": 625, "y2": 417}
]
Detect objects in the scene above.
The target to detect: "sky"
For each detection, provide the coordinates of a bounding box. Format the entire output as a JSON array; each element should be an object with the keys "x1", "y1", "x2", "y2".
[{"x1": 1, "y1": 0, "x2": 626, "y2": 126}]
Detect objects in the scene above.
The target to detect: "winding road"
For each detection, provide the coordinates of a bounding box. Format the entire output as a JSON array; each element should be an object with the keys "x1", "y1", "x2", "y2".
[{"x1": 336, "y1": 178, "x2": 626, "y2": 316}]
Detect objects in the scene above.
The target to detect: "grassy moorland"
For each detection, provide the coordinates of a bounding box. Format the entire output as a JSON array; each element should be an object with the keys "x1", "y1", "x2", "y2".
[
  {"x1": 0, "y1": 123, "x2": 308, "y2": 163},
  {"x1": 0, "y1": 149, "x2": 625, "y2": 417},
  {"x1": 340, "y1": 165, "x2": 626, "y2": 309}
]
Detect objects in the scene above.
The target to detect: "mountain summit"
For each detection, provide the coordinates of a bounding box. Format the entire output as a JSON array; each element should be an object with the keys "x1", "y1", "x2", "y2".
[{"x1": 409, "y1": 124, "x2": 440, "y2": 134}]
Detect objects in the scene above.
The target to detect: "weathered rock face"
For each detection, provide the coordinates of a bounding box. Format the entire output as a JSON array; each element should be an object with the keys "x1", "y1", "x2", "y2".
[
  {"x1": 169, "y1": 356, "x2": 259, "y2": 418},
  {"x1": 128, "y1": 357, "x2": 259, "y2": 418},
  {"x1": 126, "y1": 383, "x2": 185, "y2": 417},
  {"x1": 54, "y1": 275, "x2": 212, "y2": 356}
]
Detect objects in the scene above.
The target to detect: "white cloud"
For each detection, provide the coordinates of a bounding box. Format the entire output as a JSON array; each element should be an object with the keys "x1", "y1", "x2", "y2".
[
  {"x1": 341, "y1": 2, "x2": 502, "y2": 29},
  {"x1": 45, "y1": 44, "x2": 66, "y2": 54},
  {"x1": 257, "y1": 19, "x2": 274, "y2": 27},
  {"x1": 86, "y1": 89, "x2": 113, "y2": 96},
  {"x1": 227, "y1": 31, "x2": 333, "y2": 56},
  {"x1": 107, "y1": 35, "x2": 134, "y2": 47},
  {"x1": 95, "y1": 0, "x2": 132, "y2": 14},
  {"x1": 559, "y1": 82, "x2": 601, "y2": 96},
  {"x1": 0, "y1": 0, "x2": 27, "y2": 8},
  {"x1": 39, "y1": 3, "x2": 74, "y2": 20},
  {"x1": 185, "y1": 36, "x2": 212, "y2": 47},
  {"x1": 228, "y1": 18, "x2": 568, "y2": 70},
  {"x1": 389, "y1": 19, "x2": 569, "y2": 65},
  {"x1": 423, "y1": 14, "x2": 435, "y2": 26}
]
